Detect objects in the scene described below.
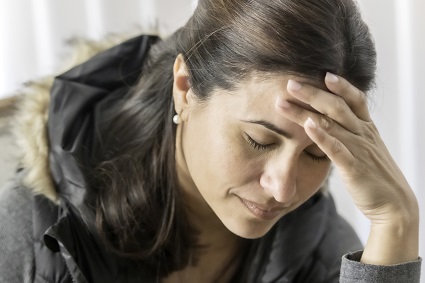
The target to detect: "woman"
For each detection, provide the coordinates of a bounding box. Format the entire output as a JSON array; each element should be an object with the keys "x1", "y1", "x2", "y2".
[{"x1": 0, "y1": 0, "x2": 421, "y2": 282}]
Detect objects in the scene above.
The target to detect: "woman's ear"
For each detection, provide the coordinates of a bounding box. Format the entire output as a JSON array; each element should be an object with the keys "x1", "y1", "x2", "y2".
[{"x1": 172, "y1": 54, "x2": 193, "y2": 122}]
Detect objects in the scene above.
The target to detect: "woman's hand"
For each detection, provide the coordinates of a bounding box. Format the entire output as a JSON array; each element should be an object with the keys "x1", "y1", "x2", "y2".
[{"x1": 277, "y1": 72, "x2": 419, "y2": 265}]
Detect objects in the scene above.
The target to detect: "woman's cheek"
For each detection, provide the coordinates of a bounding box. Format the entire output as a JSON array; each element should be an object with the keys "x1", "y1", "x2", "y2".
[{"x1": 298, "y1": 160, "x2": 332, "y2": 197}]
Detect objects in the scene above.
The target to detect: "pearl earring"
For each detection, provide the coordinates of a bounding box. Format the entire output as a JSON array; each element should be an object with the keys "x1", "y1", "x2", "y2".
[{"x1": 173, "y1": 114, "x2": 181, "y2": 124}]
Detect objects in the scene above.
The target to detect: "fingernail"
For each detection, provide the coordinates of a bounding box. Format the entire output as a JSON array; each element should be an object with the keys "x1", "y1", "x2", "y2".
[
  {"x1": 277, "y1": 97, "x2": 290, "y2": 108},
  {"x1": 287, "y1": 80, "x2": 302, "y2": 91},
  {"x1": 306, "y1": 117, "x2": 317, "y2": 129},
  {"x1": 325, "y1": 72, "x2": 339, "y2": 83}
]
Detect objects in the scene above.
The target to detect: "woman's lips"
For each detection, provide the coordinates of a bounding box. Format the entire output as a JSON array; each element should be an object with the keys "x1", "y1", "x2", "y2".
[{"x1": 239, "y1": 197, "x2": 284, "y2": 221}]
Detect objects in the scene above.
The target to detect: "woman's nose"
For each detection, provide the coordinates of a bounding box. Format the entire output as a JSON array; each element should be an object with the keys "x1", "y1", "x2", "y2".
[{"x1": 259, "y1": 158, "x2": 297, "y2": 204}]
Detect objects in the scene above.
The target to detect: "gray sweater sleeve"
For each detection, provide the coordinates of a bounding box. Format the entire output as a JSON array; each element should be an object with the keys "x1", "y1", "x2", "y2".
[
  {"x1": 340, "y1": 250, "x2": 422, "y2": 283},
  {"x1": 0, "y1": 182, "x2": 35, "y2": 283}
]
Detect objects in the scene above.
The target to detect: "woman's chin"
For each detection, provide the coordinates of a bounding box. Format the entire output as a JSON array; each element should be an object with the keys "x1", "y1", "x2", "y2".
[{"x1": 223, "y1": 218, "x2": 277, "y2": 239}]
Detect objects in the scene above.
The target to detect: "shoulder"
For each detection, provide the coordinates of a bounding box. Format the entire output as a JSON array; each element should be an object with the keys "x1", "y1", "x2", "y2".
[
  {"x1": 320, "y1": 193, "x2": 363, "y2": 255},
  {"x1": 0, "y1": 179, "x2": 34, "y2": 235},
  {"x1": 255, "y1": 192, "x2": 361, "y2": 283},
  {"x1": 0, "y1": 180, "x2": 35, "y2": 283},
  {"x1": 0, "y1": 179, "x2": 72, "y2": 283},
  {"x1": 314, "y1": 193, "x2": 363, "y2": 281}
]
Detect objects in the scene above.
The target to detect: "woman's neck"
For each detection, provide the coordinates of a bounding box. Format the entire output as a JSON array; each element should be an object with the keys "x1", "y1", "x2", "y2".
[
  {"x1": 174, "y1": 122, "x2": 242, "y2": 251},
  {"x1": 162, "y1": 184, "x2": 245, "y2": 283},
  {"x1": 163, "y1": 228, "x2": 245, "y2": 283},
  {"x1": 170, "y1": 125, "x2": 246, "y2": 282}
]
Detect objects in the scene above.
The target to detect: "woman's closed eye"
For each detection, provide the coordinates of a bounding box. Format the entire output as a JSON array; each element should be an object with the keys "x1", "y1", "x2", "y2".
[
  {"x1": 244, "y1": 133, "x2": 274, "y2": 150},
  {"x1": 303, "y1": 150, "x2": 330, "y2": 163},
  {"x1": 245, "y1": 133, "x2": 329, "y2": 163}
]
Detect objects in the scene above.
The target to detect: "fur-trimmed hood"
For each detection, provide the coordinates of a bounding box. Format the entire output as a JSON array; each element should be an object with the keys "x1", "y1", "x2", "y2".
[{"x1": 13, "y1": 34, "x2": 160, "y2": 204}]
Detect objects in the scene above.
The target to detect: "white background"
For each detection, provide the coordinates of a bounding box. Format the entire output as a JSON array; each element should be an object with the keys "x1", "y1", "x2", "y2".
[{"x1": 0, "y1": 0, "x2": 423, "y2": 280}]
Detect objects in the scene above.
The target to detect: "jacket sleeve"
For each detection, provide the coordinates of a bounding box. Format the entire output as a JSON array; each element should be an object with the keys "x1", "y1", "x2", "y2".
[
  {"x1": 340, "y1": 250, "x2": 422, "y2": 283},
  {"x1": 0, "y1": 181, "x2": 35, "y2": 283}
]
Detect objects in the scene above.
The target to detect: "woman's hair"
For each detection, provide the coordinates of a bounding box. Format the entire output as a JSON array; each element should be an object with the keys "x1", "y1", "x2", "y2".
[{"x1": 88, "y1": 0, "x2": 376, "y2": 276}]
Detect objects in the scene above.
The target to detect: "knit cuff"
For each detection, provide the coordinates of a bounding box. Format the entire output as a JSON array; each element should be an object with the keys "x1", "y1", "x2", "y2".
[{"x1": 340, "y1": 250, "x2": 422, "y2": 283}]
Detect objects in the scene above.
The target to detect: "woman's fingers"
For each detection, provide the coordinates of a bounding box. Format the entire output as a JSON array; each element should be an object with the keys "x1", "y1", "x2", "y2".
[
  {"x1": 278, "y1": 97, "x2": 354, "y2": 141},
  {"x1": 286, "y1": 79, "x2": 362, "y2": 134},
  {"x1": 324, "y1": 73, "x2": 371, "y2": 122},
  {"x1": 303, "y1": 117, "x2": 355, "y2": 169}
]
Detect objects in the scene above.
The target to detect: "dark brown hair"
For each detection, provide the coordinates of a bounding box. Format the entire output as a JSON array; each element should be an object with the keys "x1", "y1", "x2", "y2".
[{"x1": 89, "y1": 0, "x2": 376, "y2": 277}]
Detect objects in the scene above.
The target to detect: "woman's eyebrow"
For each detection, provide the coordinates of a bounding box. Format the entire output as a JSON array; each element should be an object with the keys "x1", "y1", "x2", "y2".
[{"x1": 241, "y1": 120, "x2": 293, "y2": 139}]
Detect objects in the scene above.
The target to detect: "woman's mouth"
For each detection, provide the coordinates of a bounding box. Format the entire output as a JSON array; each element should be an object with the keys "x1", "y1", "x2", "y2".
[{"x1": 238, "y1": 197, "x2": 284, "y2": 221}]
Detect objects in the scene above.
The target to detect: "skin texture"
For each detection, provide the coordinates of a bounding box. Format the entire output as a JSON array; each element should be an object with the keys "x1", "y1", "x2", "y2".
[{"x1": 169, "y1": 56, "x2": 419, "y2": 281}]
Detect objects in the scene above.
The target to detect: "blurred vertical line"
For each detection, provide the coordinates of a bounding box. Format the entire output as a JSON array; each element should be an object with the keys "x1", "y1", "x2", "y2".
[
  {"x1": 30, "y1": 0, "x2": 54, "y2": 76},
  {"x1": 139, "y1": 0, "x2": 158, "y2": 33},
  {"x1": 395, "y1": 1, "x2": 424, "y2": 281},
  {"x1": 85, "y1": 0, "x2": 105, "y2": 40},
  {"x1": 191, "y1": 0, "x2": 198, "y2": 11},
  {"x1": 0, "y1": 3, "x2": 37, "y2": 98},
  {"x1": 0, "y1": 3, "x2": 7, "y2": 96},
  {"x1": 395, "y1": 1, "x2": 417, "y2": 190}
]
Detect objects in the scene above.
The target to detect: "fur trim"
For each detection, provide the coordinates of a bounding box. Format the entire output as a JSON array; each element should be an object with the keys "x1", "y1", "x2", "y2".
[
  {"x1": 14, "y1": 33, "x2": 139, "y2": 202},
  {"x1": 14, "y1": 79, "x2": 56, "y2": 202}
]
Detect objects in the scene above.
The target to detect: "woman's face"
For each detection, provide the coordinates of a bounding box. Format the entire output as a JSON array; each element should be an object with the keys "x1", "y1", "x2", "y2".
[{"x1": 175, "y1": 74, "x2": 331, "y2": 239}]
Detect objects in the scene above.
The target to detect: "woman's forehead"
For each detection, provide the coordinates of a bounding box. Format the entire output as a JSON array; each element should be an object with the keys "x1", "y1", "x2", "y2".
[{"x1": 232, "y1": 74, "x2": 324, "y2": 114}]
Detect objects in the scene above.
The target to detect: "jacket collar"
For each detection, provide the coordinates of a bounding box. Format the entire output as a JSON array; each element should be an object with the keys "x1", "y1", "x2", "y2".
[
  {"x1": 47, "y1": 34, "x2": 159, "y2": 208},
  {"x1": 13, "y1": 34, "x2": 159, "y2": 205}
]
